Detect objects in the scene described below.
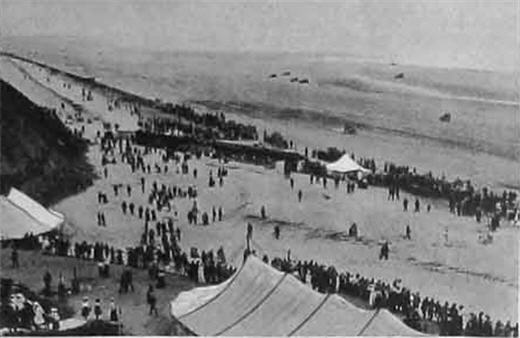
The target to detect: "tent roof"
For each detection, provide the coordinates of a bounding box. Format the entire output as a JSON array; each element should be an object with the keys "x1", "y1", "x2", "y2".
[
  {"x1": 170, "y1": 256, "x2": 424, "y2": 336},
  {"x1": 0, "y1": 188, "x2": 64, "y2": 240},
  {"x1": 7, "y1": 188, "x2": 64, "y2": 229},
  {"x1": 326, "y1": 153, "x2": 370, "y2": 173}
]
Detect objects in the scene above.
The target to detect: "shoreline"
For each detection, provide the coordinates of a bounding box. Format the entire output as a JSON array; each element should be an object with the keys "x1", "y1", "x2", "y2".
[{"x1": 2, "y1": 51, "x2": 518, "y2": 191}]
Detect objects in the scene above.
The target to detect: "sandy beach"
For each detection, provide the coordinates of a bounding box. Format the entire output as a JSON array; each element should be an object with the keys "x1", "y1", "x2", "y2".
[
  {"x1": 0, "y1": 42, "x2": 517, "y2": 327},
  {"x1": 3, "y1": 36, "x2": 518, "y2": 191}
]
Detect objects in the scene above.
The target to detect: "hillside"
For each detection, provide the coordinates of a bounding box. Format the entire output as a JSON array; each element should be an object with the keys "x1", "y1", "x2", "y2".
[{"x1": 0, "y1": 79, "x2": 95, "y2": 206}]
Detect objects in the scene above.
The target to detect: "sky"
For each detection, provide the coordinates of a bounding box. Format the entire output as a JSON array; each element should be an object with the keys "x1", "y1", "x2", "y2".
[{"x1": 0, "y1": 0, "x2": 518, "y2": 71}]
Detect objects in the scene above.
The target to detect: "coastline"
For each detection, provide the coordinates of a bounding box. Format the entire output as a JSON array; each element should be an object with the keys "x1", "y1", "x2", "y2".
[{"x1": 0, "y1": 50, "x2": 517, "y2": 323}]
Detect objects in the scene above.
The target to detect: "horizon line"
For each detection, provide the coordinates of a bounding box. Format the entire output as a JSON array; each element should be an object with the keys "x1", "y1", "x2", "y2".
[{"x1": 1, "y1": 34, "x2": 517, "y2": 74}]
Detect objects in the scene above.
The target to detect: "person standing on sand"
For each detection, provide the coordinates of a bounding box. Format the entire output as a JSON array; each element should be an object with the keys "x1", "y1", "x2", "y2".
[
  {"x1": 94, "y1": 298, "x2": 102, "y2": 320},
  {"x1": 11, "y1": 246, "x2": 19, "y2": 268},
  {"x1": 33, "y1": 302, "x2": 45, "y2": 329},
  {"x1": 49, "y1": 307, "x2": 60, "y2": 330},
  {"x1": 298, "y1": 190, "x2": 303, "y2": 203},
  {"x1": 43, "y1": 270, "x2": 52, "y2": 296},
  {"x1": 379, "y1": 241, "x2": 389, "y2": 260},
  {"x1": 197, "y1": 260, "x2": 206, "y2": 284},
  {"x1": 81, "y1": 297, "x2": 91, "y2": 320},
  {"x1": 403, "y1": 198, "x2": 408, "y2": 211},
  {"x1": 109, "y1": 298, "x2": 119, "y2": 322},
  {"x1": 124, "y1": 269, "x2": 135, "y2": 292},
  {"x1": 415, "y1": 199, "x2": 420, "y2": 212},
  {"x1": 405, "y1": 225, "x2": 411, "y2": 240},
  {"x1": 147, "y1": 285, "x2": 158, "y2": 316},
  {"x1": 246, "y1": 223, "x2": 253, "y2": 250}
]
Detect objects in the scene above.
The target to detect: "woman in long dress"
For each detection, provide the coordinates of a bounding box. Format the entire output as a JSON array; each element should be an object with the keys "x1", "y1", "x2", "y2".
[
  {"x1": 81, "y1": 297, "x2": 91, "y2": 320},
  {"x1": 32, "y1": 302, "x2": 46, "y2": 329},
  {"x1": 109, "y1": 298, "x2": 119, "y2": 322},
  {"x1": 197, "y1": 259, "x2": 206, "y2": 284}
]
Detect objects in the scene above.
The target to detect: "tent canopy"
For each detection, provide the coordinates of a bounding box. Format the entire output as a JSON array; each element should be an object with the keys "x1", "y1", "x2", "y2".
[
  {"x1": 0, "y1": 188, "x2": 64, "y2": 240},
  {"x1": 326, "y1": 153, "x2": 370, "y2": 174},
  {"x1": 170, "y1": 256, "x2": 424, "y2": 336}
]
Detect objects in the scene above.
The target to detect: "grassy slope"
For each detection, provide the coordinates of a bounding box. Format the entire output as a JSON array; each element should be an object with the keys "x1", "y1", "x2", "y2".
[{"x1": 0, "y1": 79, "x2": 96, "y2": 206}]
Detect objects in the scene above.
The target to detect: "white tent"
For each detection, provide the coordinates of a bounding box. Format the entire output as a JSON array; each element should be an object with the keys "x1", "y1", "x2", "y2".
[
  {"x1": 0, "y1": 188, "x2": 64, "y2": 240},
  {"x1": 326, "y1": 153, "x2": 370, "y2": 174},
  {"x1": 170, "y1": 256, "x2": 424, "y2": 336}
]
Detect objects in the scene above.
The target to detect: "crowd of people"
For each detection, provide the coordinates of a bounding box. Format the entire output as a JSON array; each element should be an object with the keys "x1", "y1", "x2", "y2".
[
  {"x1": 5, "y1": 60, "x2": 519, "y2": 337},
  {"x1": 369, "y1": 162, "x2": 518, "y2": 223},
  {"x1": 8, "y1": 126, "x2": 518, "y2": 336},
  {"x1": 143, "y1": 105, "x2": 259, "y2": 142},
  {"x1": 263, "y1": 252, "x2": 518, "y2": 337},
  {"x1": 301, "y1": 145, "x2": 518, "y2": 227},
  {"x1": 79, "y1": 296, "x2": 120, "y2": 322},
  {"x1": 1, "y1": 279, "x2": 62, "y2": 333},
  {"x1": 43, "y1": 128, "x2": 520, "y2": 335}
]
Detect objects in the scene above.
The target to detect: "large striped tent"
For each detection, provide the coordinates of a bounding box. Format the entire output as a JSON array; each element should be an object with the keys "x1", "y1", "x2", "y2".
[
  {"x1": 0, "y1": 187, "x2": 64, "y2": 240},
  {"x1": 170, "y1": 256, "x2": 424, "y2": 336}
]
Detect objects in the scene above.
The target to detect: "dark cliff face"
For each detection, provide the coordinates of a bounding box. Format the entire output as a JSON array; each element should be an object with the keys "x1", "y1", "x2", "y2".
[{"x1": 0, "y1": 79, "x2": 96, "y2": 206}]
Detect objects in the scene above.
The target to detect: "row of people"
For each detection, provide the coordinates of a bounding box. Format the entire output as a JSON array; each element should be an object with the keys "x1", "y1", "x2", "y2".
[{"x1": 265, "y1": 254, "x2": 518, "y2": 337}]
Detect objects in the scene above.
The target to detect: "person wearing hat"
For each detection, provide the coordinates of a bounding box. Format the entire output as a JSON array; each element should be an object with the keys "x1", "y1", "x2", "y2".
[
  {"x1": 58, "y1": 273, "x2": 66, "y2": 299},
  {"x1": 455, "y1": 305, "x2": 464, "y2": 335},
  {"x1": 495, "y1": 320, "x2": 505, "y2": 336},
  {"x1": 94, "y1": 298, "x2": 102, "y2": 320},
  {"x1": 49, "y1": 307, "x2": 60, "y2": 331},
  {"x1": 43, "y1": 270, "x2": 52, "y2": 296},
  {"x1": 504, "y1": 321, "x2": 513, "y2": 336},
  {"x1": 477, "y1": 311, "x2": 484, "y2": 332},
  {"x1": 81, "y1": 297, "x2": 91, "y2": 320},
  {"x1": 6, "y1": 295, "x2": 18, "y2": 333},
  {"x1": 109, "y1": 298, "x2": 119, "y2": 322},
  {"x1": 32, "y1": 302, "x2": 46, "y2": 330},
  {"x1": 146, "y1": 285, "x2": 158, "y2": 316},
  {"x1": 483, "y1": 315, "x2": 493, "y2": 336},
  {"x1": 11, "y1": 246, "x2": 19, "y2": 268}
]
